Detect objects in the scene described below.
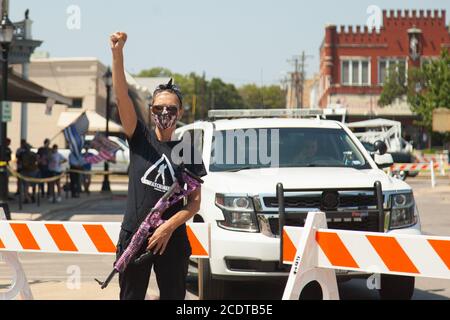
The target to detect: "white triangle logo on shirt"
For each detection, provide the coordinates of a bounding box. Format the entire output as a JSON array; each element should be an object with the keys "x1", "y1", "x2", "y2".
[{"x1": 140, "y1": 154, "x2": 176, "y2": 192}]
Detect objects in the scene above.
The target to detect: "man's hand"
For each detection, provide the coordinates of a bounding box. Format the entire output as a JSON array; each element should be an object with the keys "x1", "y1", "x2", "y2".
[
  {"x1": 146, "y1": 223, "x2": 174, "y2": 255},
  {"x1": 110, "y1": 31, "x2": 127, "y2": 53}
]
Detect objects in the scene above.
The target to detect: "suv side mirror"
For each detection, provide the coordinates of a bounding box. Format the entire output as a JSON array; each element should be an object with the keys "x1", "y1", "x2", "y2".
[
  {"x1": 373, "y1": 140, "x2": 387, "y2": 155},
  {"x1": 375, "y1": 153, "x2": 394, "y2": 169}
]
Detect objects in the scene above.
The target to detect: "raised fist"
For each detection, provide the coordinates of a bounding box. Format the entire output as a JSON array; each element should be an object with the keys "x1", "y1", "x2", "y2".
[{"x1": 110, "y1": 32, "x2": 128, "y2": 52}]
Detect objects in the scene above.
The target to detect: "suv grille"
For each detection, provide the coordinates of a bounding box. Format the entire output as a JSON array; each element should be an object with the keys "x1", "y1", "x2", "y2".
[
  {"x1": 263, "y1": 194, "x2": 378, "y2": 209},
  {"x1": 268, "y1": 213, "x2": 380, "y2": 235}
]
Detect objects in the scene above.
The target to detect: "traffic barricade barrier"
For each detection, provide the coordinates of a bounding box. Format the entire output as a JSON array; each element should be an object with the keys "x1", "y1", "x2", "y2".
[
  {"x1": 282, "y1": 211, "x2": 450, "y2": 300},
  {"x1": 0, "y1": 213, "x2": 210, "y2": 300},
  {"x1": 387, "y1": 160, "x2": 448, "y2": 187}
]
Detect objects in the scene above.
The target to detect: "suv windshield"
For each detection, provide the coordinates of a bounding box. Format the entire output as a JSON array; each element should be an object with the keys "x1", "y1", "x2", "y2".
[{"x1": 209, "y1": 127, "x2": 370, "y2": 172}]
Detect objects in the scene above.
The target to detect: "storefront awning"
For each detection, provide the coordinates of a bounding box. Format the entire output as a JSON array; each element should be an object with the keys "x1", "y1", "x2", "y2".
[
  {"x1": 0, "y1": 68, "x2": 73, "y2": 106},
  {"x1": 57, "y1": 111, "x2": 123, "y2": 133}
]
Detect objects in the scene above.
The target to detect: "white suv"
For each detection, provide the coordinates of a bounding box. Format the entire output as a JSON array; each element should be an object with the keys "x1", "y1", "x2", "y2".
[{"x1": 175, "y1": 116, "x2": 421, "y2": 300}]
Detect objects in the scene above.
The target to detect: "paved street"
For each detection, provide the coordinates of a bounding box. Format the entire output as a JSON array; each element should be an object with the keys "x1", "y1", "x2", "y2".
[{"x1": 1, "y1": 177, "x2": 449, "y2": 300}]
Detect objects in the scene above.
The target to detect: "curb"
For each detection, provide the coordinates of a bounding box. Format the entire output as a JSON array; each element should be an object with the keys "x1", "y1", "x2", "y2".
[
  {"x1": 11, "y1": 194, "x2": 114, "y2": 221},
  {"x1": 35, "y1": 194, "x2": 114, "y2": 221}
]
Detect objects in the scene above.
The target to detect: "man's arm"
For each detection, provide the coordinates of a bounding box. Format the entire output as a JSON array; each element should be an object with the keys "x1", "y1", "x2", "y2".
[
  {"x1": 147, "y1": 188, "x2": 202, "y2": 255},
  {"x1": 110, "y1": 32, "x2": 137, "y2": 138}
]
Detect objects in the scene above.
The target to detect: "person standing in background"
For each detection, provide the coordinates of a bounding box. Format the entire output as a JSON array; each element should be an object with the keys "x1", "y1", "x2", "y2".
[
  {"x1": 15, "y1": 139, "x2": 28, "y2": 195},
  {"x1": 21, "y1": 144, "x2": 39, "y2": 203},
  {"x1": 81, "y1": 146, "x2": 93, "y2": 195},
  {"x1": 4, "y1": 138, "x2": 12, "y2": 199},
  {"x1": 37, "y1": 138, "x2": 51, "y2": 198},
  {"x1": 5, "y1": 138, "x2": 12, "y2": 165},
  {"x1": 69, "y1": 152, "x2": 83, "y2": 198},
  {"x1": 48, "y1": 145, "x2": 66, "y2": 203}
]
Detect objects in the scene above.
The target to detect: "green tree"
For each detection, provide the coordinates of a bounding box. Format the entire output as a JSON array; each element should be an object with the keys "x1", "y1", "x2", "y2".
[
  {"x1": 239, "y1": 84, "x2": 286, "y2": 109},
  {"x1": 261, "y1": 85, "x2": 286, "y2": 109},
  {"x1": 239, "y1": 84, "x2": 263, "y2": 108},
  {"x1": 379, "y1": 50, "x2": 450, "y2": 133},
  {"x1": 378, "y1": 64, "x2": 407, "y2": 107},
  {"x1": 407, "y1": 51, "x2": 450, "y2": 131},
  {"x1": 135, "y1": 67, "x2": 286, "y2": 121},
  {"x1": 137, "y1": 67, "x2": 173, "y2": 77},
  {"x1": 208, "y1": 78, "x2": 245, "y2": 110}
]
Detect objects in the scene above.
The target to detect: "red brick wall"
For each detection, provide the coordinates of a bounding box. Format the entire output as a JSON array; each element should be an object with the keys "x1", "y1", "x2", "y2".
[{"x1": 319, "y1": 9, "x2": 450, "y2": 107}]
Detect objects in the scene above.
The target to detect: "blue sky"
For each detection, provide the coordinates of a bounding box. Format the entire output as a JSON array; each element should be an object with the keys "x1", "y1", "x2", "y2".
[{"x1": 9, "y1": 0, "x2": 450, "y2": 86}]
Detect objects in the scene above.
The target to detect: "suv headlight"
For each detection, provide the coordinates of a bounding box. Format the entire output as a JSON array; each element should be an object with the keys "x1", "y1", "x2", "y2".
[
  {"x1": 215, "y1": 194, "x2": 259, "y2": 232},
  {"x1": 389, "y1": 192, "x2": 418, "y2": 229}
]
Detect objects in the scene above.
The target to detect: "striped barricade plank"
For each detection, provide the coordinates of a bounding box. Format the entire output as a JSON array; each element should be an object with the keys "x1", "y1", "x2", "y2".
[
  {"x1": 390, "y1": 162, "x2": 439, "y2": 172},
  {"x1": 283, "y1": 226, "x2": 450, "y2": 280},
  {"x1": 0, "y1": 221, "x2": 209, "y2": 258}
]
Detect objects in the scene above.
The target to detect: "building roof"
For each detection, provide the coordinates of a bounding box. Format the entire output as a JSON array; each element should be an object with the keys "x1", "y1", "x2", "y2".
[
  {"x1": 30, "y1": 57, "x2": 101, "y2": 62},
  {"x1": 1, "y1": 68, "x2": 73, "y2": 105}
]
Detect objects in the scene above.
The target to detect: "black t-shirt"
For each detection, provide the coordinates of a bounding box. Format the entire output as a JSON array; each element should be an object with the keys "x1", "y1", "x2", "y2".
[
  {"x1": 123, "y1": 119, "x2": 207, "y2": 239},
  {"x1": 37, "y1": 147, "x2": 51, "y2": 169}
]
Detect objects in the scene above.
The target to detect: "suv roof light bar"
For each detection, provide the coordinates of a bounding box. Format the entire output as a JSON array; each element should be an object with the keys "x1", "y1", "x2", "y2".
[{"x1": 208, "y1": 108, "x2": 347, "y2": 120}]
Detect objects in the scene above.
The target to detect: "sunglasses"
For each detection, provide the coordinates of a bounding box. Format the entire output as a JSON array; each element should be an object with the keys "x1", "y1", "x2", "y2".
[{"x1": 150, "y1": 105, "x2": 179, "y2": 115}]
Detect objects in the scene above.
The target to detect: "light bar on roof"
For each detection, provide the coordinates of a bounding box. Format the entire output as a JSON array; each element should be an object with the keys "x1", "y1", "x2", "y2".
[{"x1": 208, "y1": 108, "x2": 346, "y2": 119}]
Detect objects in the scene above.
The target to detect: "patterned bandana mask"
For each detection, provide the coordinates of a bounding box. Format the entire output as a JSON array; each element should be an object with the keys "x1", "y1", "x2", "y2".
[{"x1": 151, "y1": 108, "x2": 178, "y2": 130}]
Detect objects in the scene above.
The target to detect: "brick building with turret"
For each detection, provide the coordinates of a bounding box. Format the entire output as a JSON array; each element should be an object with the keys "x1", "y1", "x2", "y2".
[{"x1": 318, "y1": 9, "x2": 450, "y2": 135}]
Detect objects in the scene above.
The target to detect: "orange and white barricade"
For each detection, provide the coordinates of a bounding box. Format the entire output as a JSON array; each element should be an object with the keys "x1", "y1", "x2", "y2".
[
  {"x1": 415, "y1": 152, "x2": 449, "y2": 167},
  {"x1": 414, "y1": 153, "x2": 449, "y2": 177},
  {"x1": 389, "y1": 161, "x2": 442, "y2": 187},
  {"x1": 282, "y1": 211, "x2": 450, "y2": 300},
  {"x1": 0, "y1": 213, "x2": 210, "y2": 300},
  {"x1": 389, "y1": 162, "x2": 439, "y2": 172}
]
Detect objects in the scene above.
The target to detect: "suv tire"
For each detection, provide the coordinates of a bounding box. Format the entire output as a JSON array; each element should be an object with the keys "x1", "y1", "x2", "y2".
[{"x1": 198, "y1": 258, "x2": 228, "y2": 300}]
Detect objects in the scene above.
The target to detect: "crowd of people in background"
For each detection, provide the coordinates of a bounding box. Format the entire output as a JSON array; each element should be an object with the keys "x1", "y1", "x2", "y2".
[{"x1": 6, "y1": 138, "x2": 92, "y2": 204}]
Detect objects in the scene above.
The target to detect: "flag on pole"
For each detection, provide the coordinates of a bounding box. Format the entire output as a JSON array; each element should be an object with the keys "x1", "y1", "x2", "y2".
[
  {"x1": 84, "y1": 133, "x2": 122, "y2": 164},
  {"x1": 63, "y1": 112, "x2": 89, "y2": 164}
]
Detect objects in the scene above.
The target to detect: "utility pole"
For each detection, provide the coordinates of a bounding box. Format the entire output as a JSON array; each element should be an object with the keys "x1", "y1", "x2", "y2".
[
  {"x1": 0, "y1": 2, "x2": 14, "y2": 204},
  {"x1": 287, "y1": 51, "x2": 312, "y2": 109}
]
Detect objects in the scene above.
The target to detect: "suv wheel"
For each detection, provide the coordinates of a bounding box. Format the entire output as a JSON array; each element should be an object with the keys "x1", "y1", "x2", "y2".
[
  {"x1": 378, "y1": 275, "x2": 415, "y2": 300},
  {"x1": 198, "y1": 259, "x2": 228, "y2": 300}
]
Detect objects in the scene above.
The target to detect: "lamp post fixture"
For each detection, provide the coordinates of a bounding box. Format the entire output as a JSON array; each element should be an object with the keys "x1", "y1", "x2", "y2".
[
  {"x1": 101, "y1": 67, "x2": 112, "y2": 192},
  {"x1": 0, "y1": 11, "x2": 15, "y2": 203}
]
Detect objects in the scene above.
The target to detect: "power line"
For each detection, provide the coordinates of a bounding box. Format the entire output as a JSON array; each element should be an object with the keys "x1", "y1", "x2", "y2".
[{"x1": 287, "y1": 51, "x2": 312, "y2": 109}]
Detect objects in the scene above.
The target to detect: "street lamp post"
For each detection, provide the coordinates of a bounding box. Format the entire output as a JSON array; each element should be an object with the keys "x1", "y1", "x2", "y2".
[
  {"x1": 101, "y1": 67, "x2": 112, "y2": 192},
  {"x1": 0, "y1": 12, "x2": 14, "y2": 203}
]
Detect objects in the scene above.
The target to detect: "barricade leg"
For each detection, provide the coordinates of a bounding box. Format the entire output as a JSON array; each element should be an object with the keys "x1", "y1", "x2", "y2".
[
  {"x1": 0, "y1": 203, "x2": 11, "y2": 220},
  {"x1": 0, "y1": 208, "x2": 33, "y2": 300},
  {"x1": 282, "y1": 212, "x2": 339, "y2": 300},
  {"x1": 0, "y1": 252, "x2": 33, "y2": 300},
  {"x1": 439, "y1": 154, "x2": 445, "y2": 176},
  {"x1": 431, "y1": 160, "x2": 436, "y2": 188}
]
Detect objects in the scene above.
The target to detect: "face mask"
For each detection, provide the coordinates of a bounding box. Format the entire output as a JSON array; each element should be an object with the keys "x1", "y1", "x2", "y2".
[{"x1": 151, "y1": 108, "x2": 178, "y2": 130}]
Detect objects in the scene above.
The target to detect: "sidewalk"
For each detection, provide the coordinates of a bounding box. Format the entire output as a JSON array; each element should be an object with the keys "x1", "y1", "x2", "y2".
[
  {"x1": 7, "y1": 191, "x2": 119, "y2": 221},
  {"x1": 6, "y1": 175, "x2": 128, "y2": 221}
]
